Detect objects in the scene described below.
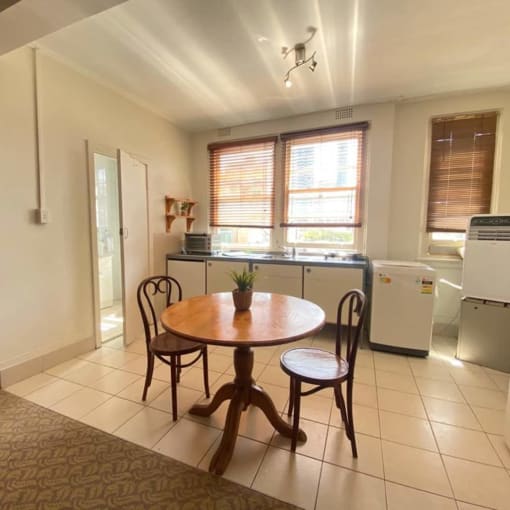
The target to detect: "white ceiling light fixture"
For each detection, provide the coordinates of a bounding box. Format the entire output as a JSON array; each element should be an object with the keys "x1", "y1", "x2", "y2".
[{"x1": 282, "y1": 26, "x2": 318, "y2": 88}]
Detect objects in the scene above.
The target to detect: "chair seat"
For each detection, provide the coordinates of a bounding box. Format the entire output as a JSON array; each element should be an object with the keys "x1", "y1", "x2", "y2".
[
  {"x1": 150, "y1": 332, "x2": 204, "y2": 356},
  {"x1": 281, "y1": 348, "x2": 349, "y2": 383}
]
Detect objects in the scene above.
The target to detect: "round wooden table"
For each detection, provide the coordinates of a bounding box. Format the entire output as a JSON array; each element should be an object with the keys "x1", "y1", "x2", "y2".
[{"x1": 160, "y1": 291, "x2": 325, "y2": 475}]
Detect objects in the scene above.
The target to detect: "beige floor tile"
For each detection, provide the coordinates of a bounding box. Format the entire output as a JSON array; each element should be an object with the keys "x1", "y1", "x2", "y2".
[
  {"x1": 450, "y1": 368, "x2": 499, "y2": 390},
  {"x1": 484, "y1": 369, "x2": 510, "y2": 392},
  {"x1": 123, "y1": 339, "x2": 147, "y2": 355},
  {"x1": 382, "y1": 440, "x2": 452, "y2": 497},
  {"x1": 201, "y1": 352, "x2": 233, "y2": 373},
  {"x1": 60, "y1": 361, "x2": 115, "y2": 386},
  {"x1": 209, "y1": 373, "x2": 235, "y2": 394},
  {"x1": 353, "y1": 382, "x2": 378, "y2": 408},
  {"x1": 355, "y1": 349, "x2": 375, "y2": 369},
  {"x1": 80, "y1": 396, "x2": 143, "y2": 433},
  {"x1": 78, "y1": 346, "x2": 118, "y2": 363},
  {"x1": 258, "y1": 364, "x2": 292, "y2": 388},
  {"x1": 380, "y1": 410, "x2": 437, "y2": 451},
  {"x1": 456, "y1": 502, "x2": 493, "y2": 510},
  {"x1": 459, "y1": 385, "x2": 507, "y2": 411},
  {"x1": 24, "y1": 379, "x2": 83, "y2": 407},
  {"x1": 285, "y1": 393, "x2": 332, "y2": 425},
  {"x1": 225, "y1": 360, "x2": 265, "y2": 379},
  {"x1": 91, "y1": 369, "x2": 141, "y2": 394},
  {"x1": 378, "y1": 388, "x2": 427, "y2": 418},
  {"x1": 386, "y1": 482, "x2": 457, "y2": 510},
  {"x1": 5, "y1": 373, "x2": 58, "y2": 397},
  {"x1": 408, "y1": 358, "x2": 453, "y2": 382},
  {"x1": 185, "y1": 398, "x2": 229, "y2": 430},
  {"x1": 153, "y1": 418, "x2": 221, "y2": 466},
  {"x1": 120, "y1": 356, "x2": 153, "y2": 376},
  {"x1": 116, "y1": 377, "x2": 168, "y2": 404},
  {"x1": 416, "y1": 377, "x2": 465, "y2": 403},
  {"x1": 316, "y1": 462, "x2": 386, "y2": 510},
  {"x1": 115, "y1": 407, "x2": 176, "y2": 448},
  {"x1": 149, "y1": 385, "x2": 203, "y2": 417},
  {"x1": 471, "y1": 407, "x2": 505, "y2": 435},
  {"x1": 45, "y1": 358, "x2": 90, "y2": 377},
  {"x1": 271, "y1": 418, "x2": 328, "y2": 460},
  {"x1": 376, "y1": 370, "x2": 419, "y2": 394},
  {"x1": 330, "y1": 403, "x2": 381, "y2": 438},
  {"x1": 152, "y1": 363, "x2": 171, "y2": 382},
  {"x1": 238, "y1": 406, "x2": 278, "y2": 443},
  {"x1": 356, "y1": 366, "x2": 376, "y2": 386},
  {"x1": 373, "y1": 352, "x2": 412, "y2": 375},
  {"x1": 487, "y1": 434, "x2": 510, "y2": 469},
  {"x1": 252, "y1": 446, "x2": 322, "y2": 510},
  {"x1": 252, "y1": 346, "x2": 278, "y2": 364},
  {"x1": 179, "y1": 366, "x2": 220, "y2": 392},
  {"x1": 323, "y1": 428, "x2": 383, "y2": 478},
  {"x1": 96, "y1": 349, "x2": 143, "y2": 369},
  {"x1": 423, "y1": 397, "x2": 481, "y2": 430},
  {"x1": 431, "y1": 422, "x2": 501, "y2": 466},
  {"x1": 199, "y1": 435, "x2": 268, "y2": 487},
  {"x1": 443, "y1": 455, "x2": 510, "y2": 509},
  {"x1": 257, "y1": 381, "x2": 291, "y2": 412},
  {"x1": 50, "y1": 387, "x2": 111, "y2": 419}
]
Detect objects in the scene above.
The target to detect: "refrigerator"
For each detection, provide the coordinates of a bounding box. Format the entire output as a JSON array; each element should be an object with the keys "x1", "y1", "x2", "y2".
[{"x1": 370, "y1": 260, "x2": 436, "y2": 356}]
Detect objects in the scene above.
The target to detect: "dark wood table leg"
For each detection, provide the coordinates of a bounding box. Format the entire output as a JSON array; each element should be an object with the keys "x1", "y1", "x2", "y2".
[{"x1": 193, "y1": 345, "x2": 307, "y2": 475}]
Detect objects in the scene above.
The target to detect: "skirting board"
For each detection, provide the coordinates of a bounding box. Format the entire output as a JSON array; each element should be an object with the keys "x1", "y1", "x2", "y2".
[{"x1": 0, "y1": 336, "x2": 95, "y2": 388}]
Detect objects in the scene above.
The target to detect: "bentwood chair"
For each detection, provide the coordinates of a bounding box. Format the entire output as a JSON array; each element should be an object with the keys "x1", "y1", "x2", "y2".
[
  {"x1": 137, "y1": 275, "x2": 209, "y2": 420},
  {"x1": 280, "y1": 289, "x2": 367, "y2": 454}
]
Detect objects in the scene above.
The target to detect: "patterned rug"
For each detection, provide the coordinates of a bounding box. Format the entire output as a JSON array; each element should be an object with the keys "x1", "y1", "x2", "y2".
[{"x1": 0, "y1": 390, "x2": 299, "y2": 509}]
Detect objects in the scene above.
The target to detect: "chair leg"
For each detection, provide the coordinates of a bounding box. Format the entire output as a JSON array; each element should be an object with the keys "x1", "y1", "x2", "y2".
[
  {"x1": 334, "y1": 384, "x2": 349, "y2": 433},
  {"x1": 346, "y1": 379, "x2": 357, "y2": 457},
  {"x1": 202, "y1": 347, "x2": 210, "y2": 398},
  {"x1": 290, "y1": 379, "x2": 301, "y2": 452},
  {"x1": 142, "y1": 352, "x2": 155, "y2": 401},
  {"x1": 176, "y1": 354, "x2": 181, "y2": 383},
  {"x1": 170, "y1": 355, "x2": 178, "y2": 421},
  {"x1": 287, "y1": 377, "x2": 295, "y2": 418}
]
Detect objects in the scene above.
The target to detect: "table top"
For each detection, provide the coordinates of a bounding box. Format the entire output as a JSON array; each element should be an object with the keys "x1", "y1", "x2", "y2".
[{"x1": 160, "y1": 292, "x2": 326, "y2": 347}]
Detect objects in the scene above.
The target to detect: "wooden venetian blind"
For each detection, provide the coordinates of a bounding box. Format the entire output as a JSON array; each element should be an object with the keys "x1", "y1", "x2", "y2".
[
  {"x1": 427, "y1": 112, "x2": 497, "y2": 232},
  {"x1": 209, "y1": 137, "x2": 276, "y2": 228},
  {"x1": 281, "y1": 123, "x2": 368, "y2": 228}
]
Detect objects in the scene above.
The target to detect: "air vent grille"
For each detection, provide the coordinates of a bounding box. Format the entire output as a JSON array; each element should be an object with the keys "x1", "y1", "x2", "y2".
[
  {"x1": 335, "y1": 106, "x2": 353, "y2": 120},
  {"x1": 217, "y1": 127, "x2": 231, "y2": 137},
  {"x1": 468, "y1": 227, "x2": 510, "y2": 241}
]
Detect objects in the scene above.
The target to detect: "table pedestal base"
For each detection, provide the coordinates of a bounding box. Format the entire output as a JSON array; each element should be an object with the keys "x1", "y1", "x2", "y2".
[{"x1": 189, "y1": 345, "x2": 307, "y2": 475}]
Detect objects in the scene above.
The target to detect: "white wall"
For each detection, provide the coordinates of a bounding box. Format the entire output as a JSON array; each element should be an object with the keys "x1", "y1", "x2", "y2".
[
  {"x1": 0, "y1": 47, "x2": 191, "y2": 375},
  {"x1": 190, "y1": 90, "x2": 510, "y2": 333},
  {"x1": 191, "y1": 103, "x2": 396, "y2": 259}
]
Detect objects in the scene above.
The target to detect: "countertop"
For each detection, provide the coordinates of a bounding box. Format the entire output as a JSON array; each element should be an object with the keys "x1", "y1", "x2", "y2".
[{"x1": 166, "y1": 252, "x2": 369, "y2": 269}]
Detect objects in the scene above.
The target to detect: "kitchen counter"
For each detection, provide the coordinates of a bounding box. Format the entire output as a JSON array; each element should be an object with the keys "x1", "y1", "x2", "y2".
[{"x1": 166, "y1": 252, "x2": 368, "y2": 269}]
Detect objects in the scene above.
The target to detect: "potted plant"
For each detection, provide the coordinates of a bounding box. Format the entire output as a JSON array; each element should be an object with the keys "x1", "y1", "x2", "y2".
[{"x1": 230, "y1": 268, "x2": 256, "y2": 311}]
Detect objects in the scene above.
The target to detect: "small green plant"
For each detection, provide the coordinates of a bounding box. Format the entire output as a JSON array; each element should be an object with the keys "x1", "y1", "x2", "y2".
[{"x1": 230, "y1": 268, "x2": 256, "y2": 291}]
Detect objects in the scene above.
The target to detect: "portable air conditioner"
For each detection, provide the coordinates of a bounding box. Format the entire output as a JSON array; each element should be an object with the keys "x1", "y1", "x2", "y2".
[{"x1": 462, "y1": 214, "x2": 510, "y2": 303}]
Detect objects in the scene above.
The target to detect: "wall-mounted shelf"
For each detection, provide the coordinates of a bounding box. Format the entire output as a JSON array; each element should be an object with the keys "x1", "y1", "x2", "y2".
[{"x1": 165, "y1": 196, "x2": 197, "y2": 233}]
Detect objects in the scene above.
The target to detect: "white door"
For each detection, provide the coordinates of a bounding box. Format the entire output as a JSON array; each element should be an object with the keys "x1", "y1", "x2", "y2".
[{"x1": 118, "y1": 150, "x2": 150, "y2": 344}]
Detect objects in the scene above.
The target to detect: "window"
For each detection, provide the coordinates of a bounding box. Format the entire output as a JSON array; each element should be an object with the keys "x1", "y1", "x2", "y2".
[
  {"x1": 426, "y1": 112, "x2": 497, "y2": 235},
  {"x1": 209, "y1": 137, "x2": 276, "y2": 249},
  {"x1": 281, "y1": 123, "x2": 368, "y2": 248}
]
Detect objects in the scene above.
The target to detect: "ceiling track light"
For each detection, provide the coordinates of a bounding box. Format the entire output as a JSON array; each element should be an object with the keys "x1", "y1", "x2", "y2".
[{"x1": 282, "y1": 26, "x2": 318, "y2": 87}]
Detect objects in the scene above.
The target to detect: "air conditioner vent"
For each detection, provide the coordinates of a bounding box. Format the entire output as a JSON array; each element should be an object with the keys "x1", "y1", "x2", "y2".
[
  {"x1": 217, "y1": 127, "x2": 231, "y2": 137},
  {"x1": 468, "y1": 228, "x2": 510, "y2": 241},
  {"x1": 335, "y1": 106, "x2": 353, "y2": 120}
]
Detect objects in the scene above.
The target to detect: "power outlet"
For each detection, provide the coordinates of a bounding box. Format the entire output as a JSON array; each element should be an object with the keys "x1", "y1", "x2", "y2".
[{"x1": 36, "y1": 208, "x2": 50, "y2": 224}]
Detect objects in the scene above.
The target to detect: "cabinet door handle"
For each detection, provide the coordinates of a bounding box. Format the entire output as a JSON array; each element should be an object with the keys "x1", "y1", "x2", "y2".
[
  {"x1": 254, "y1": 265, "x2": 259, "y2": 270},
  {"x1": 306, "y1": 268, "x2": 311, "y2": 273},
  {"x1": 208, "y1": 262, "x2": 212, "y2": 267}
]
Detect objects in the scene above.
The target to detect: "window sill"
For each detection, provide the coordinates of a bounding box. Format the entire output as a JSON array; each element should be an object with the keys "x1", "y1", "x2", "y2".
[{"x1": 417, "y1": 255, "x2": 463, "y2": 267}]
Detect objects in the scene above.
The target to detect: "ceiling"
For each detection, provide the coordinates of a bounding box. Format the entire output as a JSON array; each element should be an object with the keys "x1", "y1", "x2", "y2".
[{"x1": 35, "y1": 0, "x2": 510, "y2": 132}]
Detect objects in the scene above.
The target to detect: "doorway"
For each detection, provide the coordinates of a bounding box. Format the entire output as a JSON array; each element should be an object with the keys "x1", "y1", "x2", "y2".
[
  {"x1": 93, "y1": 153, "x2": 124, "y2": 344},
  {"x1": 87, "y1": 143, "x2": 150, "y2": 348}
]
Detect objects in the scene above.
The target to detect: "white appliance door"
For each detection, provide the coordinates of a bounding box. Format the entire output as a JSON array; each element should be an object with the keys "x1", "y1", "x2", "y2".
[
  {"x1": 118, "y1": 150, "x2": 149, "y2": 344},
  {"x1": 371, "y1": 266, "x2": 435, "y2": 351},
  {"x1": 463, "y1": 240, "x2": 510, "y2": 302}
]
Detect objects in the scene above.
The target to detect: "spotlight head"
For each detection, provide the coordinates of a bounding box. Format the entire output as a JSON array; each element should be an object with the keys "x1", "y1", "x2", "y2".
[
  {"x1": 284, "y1": 77, "x2": 293, "y2": 88},
  {"x1": 309, "y1": 60, "x2": 317, "y2": 72}
]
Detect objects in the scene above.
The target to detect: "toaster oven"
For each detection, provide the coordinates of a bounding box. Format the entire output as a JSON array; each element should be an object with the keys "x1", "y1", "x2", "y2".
[{"x1": 184, "y1": 233, "x2": 212, "y2": 254}]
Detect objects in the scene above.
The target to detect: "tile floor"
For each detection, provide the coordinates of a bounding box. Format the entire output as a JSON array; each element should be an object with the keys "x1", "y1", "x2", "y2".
[{"x1": 5, "y1": 329, "x2": 510, "y2": 510}]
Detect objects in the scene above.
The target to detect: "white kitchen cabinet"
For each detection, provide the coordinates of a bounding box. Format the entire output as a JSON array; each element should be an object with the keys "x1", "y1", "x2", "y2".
[
  {"x1": 167, "y1": 259, "x2": 206, "y2": 299},
  {"x1": 252, "y1": 262, "x2": 302, "y2": 297},
  {"x1": 303, "y1": 266, "x2": 363, "y2": 323},
  {"x1": 206, "y1": 260, "x2": 248, "y2": 294}
]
